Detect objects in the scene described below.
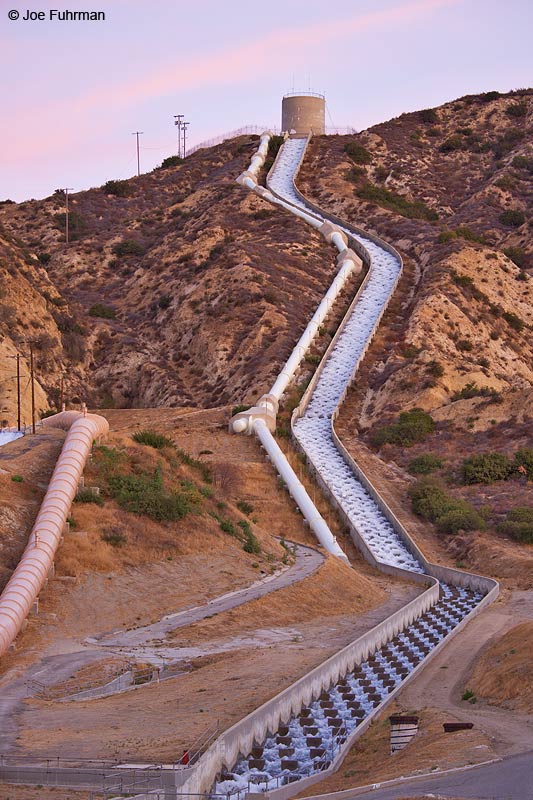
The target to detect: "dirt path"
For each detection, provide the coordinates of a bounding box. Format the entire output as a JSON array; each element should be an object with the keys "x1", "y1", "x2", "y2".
[{"x1": 89, "y1": 542, "x2": 323, "y2": 649}]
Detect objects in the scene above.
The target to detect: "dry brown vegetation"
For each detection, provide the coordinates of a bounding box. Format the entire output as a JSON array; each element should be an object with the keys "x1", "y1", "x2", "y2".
[{"x1": 469, "y1": 621, "x2": 533, "y2": 712}]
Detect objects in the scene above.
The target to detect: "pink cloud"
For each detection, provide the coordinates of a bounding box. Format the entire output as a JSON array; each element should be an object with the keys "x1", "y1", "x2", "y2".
[{"x1": 4, "y1": 0, "x2": 459, "y2": 164}]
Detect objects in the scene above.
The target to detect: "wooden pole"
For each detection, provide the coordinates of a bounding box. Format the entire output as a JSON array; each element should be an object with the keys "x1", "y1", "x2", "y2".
[
  {"x1": 16, "y1": 353, "x2": 21, "y2": 431},
  {"x1": 30, "y1": 344, "x2": 35, "y2": 434}
]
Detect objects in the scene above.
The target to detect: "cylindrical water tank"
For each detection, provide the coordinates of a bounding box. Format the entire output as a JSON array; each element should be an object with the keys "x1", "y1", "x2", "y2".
[{"x1": 282, "y1": 93, "x2": 325, "y2": 135}]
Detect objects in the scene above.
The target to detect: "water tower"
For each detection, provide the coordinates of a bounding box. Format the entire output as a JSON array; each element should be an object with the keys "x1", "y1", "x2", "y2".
[{"x1": 281, "y1": 92, "x2": 326, "y2": 136}]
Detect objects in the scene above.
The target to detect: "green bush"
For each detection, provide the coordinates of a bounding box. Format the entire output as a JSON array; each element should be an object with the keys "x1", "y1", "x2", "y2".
[
  {"x1": 103, "y1": 179, "x2": 131, "y2": 197},
  {"x1": 511, "y1": 155, "x2": 533, "y2": 174},
  {"x1": 461, "y1": 452, "x2": 513, "y2": 484},
  {"x1": 158, "y1": 294, "x2": 171, "y2": 309},
  {"x1": 112, "y1": 239, "x2": 146, "y2": 257},
  {"x1": 238, "y1": 519, "x2": 261, "y2": 553},
  {"x1": 502, "y1": 311, "x2": 524, "y2": 332},
  {"x1": 439, "y1": 135, "x2": 463, "y2": 153},
  {"x1": 89, "y1": 303, "x2": 116, "y2": 319},
  {"x1": 427, "y1": 360, "x2": 444, "y2": 378},
  {"x1": 37, "y1": 252, "x2": 51, "y2": 265},
  {"x1": 456, "y1": 339, "x2": 473, "y2": 352},
  {"x1": 481, "y1": 91, "x2": 501, "y2": 102},
  {"x1": 11, "y1": 474, "x2": 23, "y2": 483},
  {"x1": 101, "y1": 528, "x2": 127, "y2": 547},
  {"x1": 418, "y1": 108, "x2": 439, "y2": 124},
  {"x1": 451, "y1": 383, "x2": 499, "y2": 402},
  {"x1": 108, "y1": 467, "x2": 193, "y2": 521},
  {"x1": 410, "y1": 478, "x2": 484, "y2": 533},
  {"x1": 499, "y1": 209, "x2": 525, "y2": 228},
  {"x1": 231, "y1": 404, "x2": 251, "y2": 417},
  {"x1": 132, "y1": 429, "x2": 174, "y2": 449},
  {"x1": 237, "y1": 500, "x2": 254, "y2": 515},
  {"x1": 344, "y1": 142, "x2": 373, "y2": 165},
  {"x1": 159, "y1": 155, "x2": 184, "y2": 169},
  {"x1": 408, "y1": 454, "x2": 443, "y2": 475},
  {"x1": 357, "y1": 183, "x2": 438, "y2": 221},
  {"x1": 74, "y1": 488, "x2": 104, "y2": 505},
  {"x1": 438, "y1": 230, "x2": 457, "y2": 244},
  {"x1": 515, "y1": 448, "x2": 533, "y2": 480},
  {"x1": 503, "y1": 246, "x2": 526, "y2": 267},
  {"x1": 506, "y1": 102, "x2": 528, "y2": 117},
  {"x1": 455, "y1": 226, "x2": 486, "y2": 244},
  {"x1": 372, "y1": 408, "x2": 435, "y2": 448},
  {"x1": 175, "y1": 448, "x2": 212, "y2": 483},
  {"x1": 497, "y1": 507, "x2": 533, "y2": 543},
  {"x1": 268, "y1": 135, "x2": 285, "y2": 159}
]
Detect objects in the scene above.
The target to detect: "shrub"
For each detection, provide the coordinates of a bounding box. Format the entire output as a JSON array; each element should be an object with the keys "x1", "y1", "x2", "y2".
[
  {"x1": 372, "y1": 408, "x2": 435, "y2": 448},
  {"x1": 499, "y1": 210, "x2": 525, "y2": 228},
  {"x1": 344, "y1": 142, "x2": 372, "y2": 165},
  {"x1": 506, "y1": 101, "x2": 528, "y2": 117},
  {"x1": 11, "y1": 474, "x2": 23, "y2": 483},
  {"x1": 408, "y1": 454, "x2": 443, "y2": 475},
  {"x1": 101, "y1": 528, "x2": 127, "y2": 547},
  {"x1": 418, "y1": 108, "x2": 439, "y2": 124},
  {"x1": 451, "y1": 383, "x2": 499, "y2": 401},
  {"x1": 345, "y1": 166, "x2": 366, "y2": 183},
  {"x1": 492, "y1": 128, "x2": 524, "y2": 158},
  {"x1": 74, "y1": 488, "x2": 104, "y2": 505},
  {"x1": 427, "y1": 360, "x2": 444, "y2": 378},
  {"x1": 502, "y1": 311, "x2": 524, "y2": 332},
  {"x1": 481, "y1": 91, "x2": 501, "y2": 102},
  {"x1": 175, "y1": 448, "x2": 212, "y2": 483},
  {"x1": 158, "y1": 294, "x2": 171, "y2": 309},
  {"x1": 236, "y1": 500, "x2": 254, "y2": 515},
  {"x1": 132, "y1": 430, "x2": 174, "y2": 449},
  {"x1": 439, "y1": 135, "x2": 463, "y2": 153},
  {"x1": 232, "y1": 404, "x2": 251, "y2": 417},
  {"x1": 512, "y1": 155, "x2": 533, "y2": 174},
  {"x1": 108, "y1": 467, "x2": 193, "y2": 521},
  {"x1": 103, "y1": 179, "x2": 131, "y2": 197},
  {"x1": 498, "y1": 507, "x2": 533, "y2": 543},
  {"x1": 37, "y1": 252, "x2": 51, "y2": 265},
  {"x1": 438, "y1": 230, "x2": 457, "y2": 244},
  {"x1": 268, "y1": 135, "x2": 284, "y2": 159},
  {"x1": 456, "y1": 339, "x2": 473, "y2": 352},
  {"x1": 89, "y1": 303, "x2": 116, "y2": 319},
  {"x1": 238, "y1": 519, "x2": 261, "y2": 553},
  {"x1": 436, "y1": 505, "x2": 486, "y2": 535},
  {"x1": 461, "y1": 453, "x2": 513, "y2": 484},
  {"x1": 503, "y1": 246, "x2": 526, "y2": 267},
  {"x1": 112, "y1": 239, "x2": 146, "y2": 257},
  {"x1": 515, "y1": 449, "x2": 533, "y2": 480},
  {"x1": 410, "y1": 478, "x2": 484, "y2": 533},
  {"x1": 357, "y1": 183, "x2": 438, "y2": 221},
  {"x1": 159, "y1": 155, "x2": 184, "y2": 169}
]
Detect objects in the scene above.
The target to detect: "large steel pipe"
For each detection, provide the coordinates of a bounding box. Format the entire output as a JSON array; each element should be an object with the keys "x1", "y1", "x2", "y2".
[{"x1": 0, "y1": 410, "x2": 109, "y2": 657}]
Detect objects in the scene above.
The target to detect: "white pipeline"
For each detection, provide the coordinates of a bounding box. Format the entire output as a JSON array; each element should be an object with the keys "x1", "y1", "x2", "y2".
[
  {"x1": 0, "y1": 410, "x2": 109, "y2": 657},
  {"x1": 253, "y1": 419, "x2": 348, "y2": 563}
]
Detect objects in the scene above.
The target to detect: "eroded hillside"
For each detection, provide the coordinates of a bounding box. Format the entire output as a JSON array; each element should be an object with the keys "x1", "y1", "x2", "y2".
[{"x1": 0, "y1": 137, "x2": 334, "y2": 418}]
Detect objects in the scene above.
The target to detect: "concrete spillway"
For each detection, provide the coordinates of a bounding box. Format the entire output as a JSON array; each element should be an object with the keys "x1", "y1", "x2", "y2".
[{"x1": 202, "y1": 135, "x2": 498, "y2": 799}]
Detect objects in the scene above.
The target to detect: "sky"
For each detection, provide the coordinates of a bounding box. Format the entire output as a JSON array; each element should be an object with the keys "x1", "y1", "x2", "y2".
[{"x1": 0, "y1": 0, "x2": 532, "y2": 201}]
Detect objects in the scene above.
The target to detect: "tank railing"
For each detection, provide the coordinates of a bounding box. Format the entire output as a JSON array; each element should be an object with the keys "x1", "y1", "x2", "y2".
[{"x1": 283, "y1": 91, "x2": 325, "y2": 100}]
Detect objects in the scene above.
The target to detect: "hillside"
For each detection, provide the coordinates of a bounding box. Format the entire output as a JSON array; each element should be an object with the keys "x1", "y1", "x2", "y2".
[
  {"x1": 1, "y1": 91, "x2": 530, "y2": 431},
  {"x1": 0, "y1": 138, "x2": 334, "y2": 419}
]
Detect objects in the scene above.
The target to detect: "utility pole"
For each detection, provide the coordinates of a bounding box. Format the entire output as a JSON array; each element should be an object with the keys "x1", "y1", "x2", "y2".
[
  {"x1": 16, "y1": 353, "x2": 21, "y2": 432},
  {"x1": 29, "y1": 344, "x2": 35, "y2": 434},
  {"x1": 132, "y1": 131, "x2": 143, "y2": 176},
  {"x1": 174, "y1": 114, "x2": 184, "y2": 157},
  {"x1": 64, "y1": 187, "x2": 74, "y2": 243},
  {"x1": 59, "y1": 372, "x2": 64, "y2": 411},
  {"x1": 182, "y1": 121, "x2": 189, "y2": 158}
]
